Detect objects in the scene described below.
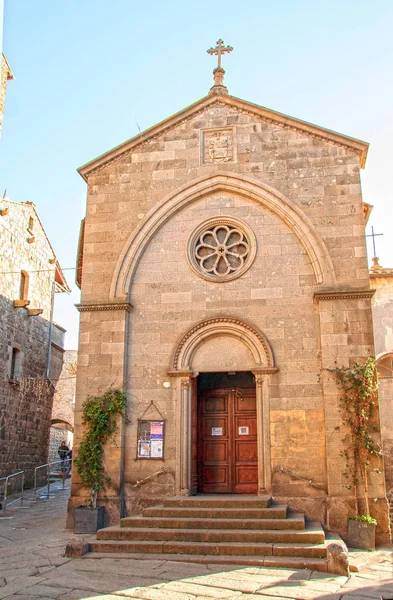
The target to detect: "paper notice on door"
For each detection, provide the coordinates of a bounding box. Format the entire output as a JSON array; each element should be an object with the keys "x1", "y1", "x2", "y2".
[
  {"x1": 238, "y1": 426, "x2": 249, "y2": 435},
  {"x1": 151, "y1": 440, "x2": 163, "y2": 458},
  {"x1": 212, "y1": 427, "x2": 223, "y2": 436}
]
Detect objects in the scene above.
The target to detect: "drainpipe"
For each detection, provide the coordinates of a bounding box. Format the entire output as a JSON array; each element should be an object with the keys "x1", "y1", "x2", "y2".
[{"x1": 46, "y1": 279, "x2": 56, "y2": 379}]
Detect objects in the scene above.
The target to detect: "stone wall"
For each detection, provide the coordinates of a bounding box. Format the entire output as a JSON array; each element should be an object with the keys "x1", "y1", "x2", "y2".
[
  {"x1": 51, "y1": 349, "x2": 76, "y2": 429},
  {"x1": 0, "y1": 199, "x2": 66, "y2": 484},
  {"x1": 125, "y1": 191, "x2": 326, "y2": 509},
  {"x1": 48, "y1": 349, "x2": 76, "y2": 464},
  {"x1": 70, "y1": 97, "x2": 389, "y2": 541},
  {"x1": 371, "y1": 271, "x2": 393, "y2": 536}
]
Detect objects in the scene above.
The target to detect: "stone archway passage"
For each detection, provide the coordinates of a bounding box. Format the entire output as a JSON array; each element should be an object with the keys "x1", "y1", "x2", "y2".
[{"x1": 50, "y1": 419, "x2": 74, "y2": 433}]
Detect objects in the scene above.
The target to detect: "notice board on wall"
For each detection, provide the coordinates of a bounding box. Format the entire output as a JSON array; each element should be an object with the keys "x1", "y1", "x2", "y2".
[{"x1": 137, "y1": 420, "x2": 165, "y2": 459}]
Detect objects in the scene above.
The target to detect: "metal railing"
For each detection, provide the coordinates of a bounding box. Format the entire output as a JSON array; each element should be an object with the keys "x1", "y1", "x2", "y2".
[
  {"x1": 131, "y1": 466, "x2": 173, "y2": 488},
  {"x1": 0, "y1": 470, "x2": 25, "y2": 515},
  {"x1": 34, "y1": 459, "x2": 71, "y2": 500}
]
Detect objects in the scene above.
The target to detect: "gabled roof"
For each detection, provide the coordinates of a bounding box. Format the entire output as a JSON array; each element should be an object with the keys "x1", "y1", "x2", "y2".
[
  {"x1": 78, "y1": 92, "x2": 369, "y2": 181},
  {"x1": 0, "y1": 199, "x2": 71, "y2": 292},
  {"x1": 2, "y1": 53, "x2": 14, "y2": 80}
]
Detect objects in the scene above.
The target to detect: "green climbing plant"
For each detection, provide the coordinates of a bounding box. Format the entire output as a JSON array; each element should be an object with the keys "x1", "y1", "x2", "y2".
[
  {"x1": 330, "y1": 357, "x2": 381, "y2": 520},
  {"x1": 74, "y1": 388, "x2": 127, "y2": 509}
]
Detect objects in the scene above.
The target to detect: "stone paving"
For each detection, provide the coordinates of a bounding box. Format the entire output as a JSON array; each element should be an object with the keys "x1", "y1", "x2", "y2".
[{"x1": 0, "y1": 485, "x2": 392, "y2": 600}]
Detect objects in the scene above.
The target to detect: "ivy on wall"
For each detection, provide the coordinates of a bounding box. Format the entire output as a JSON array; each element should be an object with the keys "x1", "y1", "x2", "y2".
[
  {"x1": 330, "y1": 358, "x2": 381, "y2": 520},
  {"x1": 74, "y1": 388, "x2": 127, "y2": 509}
]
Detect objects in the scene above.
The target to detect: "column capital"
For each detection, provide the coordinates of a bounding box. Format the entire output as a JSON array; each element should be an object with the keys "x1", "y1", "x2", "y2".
[{"x1": 167, "y1": 369, "x2": 194, "y2": 378}]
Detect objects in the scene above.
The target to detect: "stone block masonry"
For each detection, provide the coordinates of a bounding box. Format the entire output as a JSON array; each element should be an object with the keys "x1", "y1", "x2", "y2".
[
  {"x1": 0, "y1": 198, "x2": 69, "y2": 483},
  {"x1": 71, "y1": 89, "x2": 389, "y2": 544}
]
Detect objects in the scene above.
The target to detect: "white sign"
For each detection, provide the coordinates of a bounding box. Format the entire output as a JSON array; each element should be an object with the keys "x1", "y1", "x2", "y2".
[
  {"x1": 212, "y1": 427, "x2": 223, "y2": 436},
  {"x1": 239, "y1": 426, "x2": 249, "y2": 435},
  {"x1": 151, "y1": 440, "x2": 163, "y2": 458}
]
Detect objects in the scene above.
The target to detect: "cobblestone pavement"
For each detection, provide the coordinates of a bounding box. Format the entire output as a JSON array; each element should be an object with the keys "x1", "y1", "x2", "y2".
[{"x1": 0, "y1": 486, "x2": 392, "y2": 600}]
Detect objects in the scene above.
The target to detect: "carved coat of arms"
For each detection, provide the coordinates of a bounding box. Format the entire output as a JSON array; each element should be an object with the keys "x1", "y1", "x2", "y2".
[{"x1": 205, "y1": 131, "x2": 233, "y2": 163}]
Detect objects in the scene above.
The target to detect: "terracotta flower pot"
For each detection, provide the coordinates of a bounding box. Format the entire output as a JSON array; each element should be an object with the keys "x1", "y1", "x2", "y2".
[
  {"x1": 74, "y1": 505, "x2": 105, "y2": 534},
  {"x1": 347, "y1": 519, "x2": 376, "y2": 550}
]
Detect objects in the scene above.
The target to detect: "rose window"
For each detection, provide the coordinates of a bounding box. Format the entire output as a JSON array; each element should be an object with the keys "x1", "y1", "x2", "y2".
[{"x1": 187, "y1": 217, "x2": 256, "y2": 282}]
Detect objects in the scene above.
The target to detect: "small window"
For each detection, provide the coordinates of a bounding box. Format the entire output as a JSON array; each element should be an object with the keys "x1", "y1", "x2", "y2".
[
  {"x1": 20, "y1": 271, "x2": 29, "y2": 301},
  {"x1": 28, "y1": 216, "x2": 34, "y2": 231},
  {"x1": 10, "y1": 347, "x2": 22, "y2": 382},
  {"x1": 0, "y1": 415, "x2": 5, "y2": 441}
]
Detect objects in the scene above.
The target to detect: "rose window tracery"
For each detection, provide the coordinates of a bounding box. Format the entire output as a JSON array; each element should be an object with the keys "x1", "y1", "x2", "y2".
[{"x1": 187, "y1": 217, "x2": 256, "y2": 282}]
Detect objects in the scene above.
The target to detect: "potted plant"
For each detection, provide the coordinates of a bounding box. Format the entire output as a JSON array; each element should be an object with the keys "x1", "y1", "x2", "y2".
[
  {"x1": 74, "y1": 388, "x2": 127, "y2": 533},
  {"x1": 331, "y1": 358, "x2": 381, "y2": 550}
]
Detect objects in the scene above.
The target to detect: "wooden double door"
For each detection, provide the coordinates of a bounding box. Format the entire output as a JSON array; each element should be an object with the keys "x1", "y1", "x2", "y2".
[{"x1": 197, "y1": 387, "x2": 258, "y2": 494}]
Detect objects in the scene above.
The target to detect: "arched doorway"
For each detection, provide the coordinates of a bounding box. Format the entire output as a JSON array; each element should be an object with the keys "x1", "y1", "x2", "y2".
[
  {"x1": 169, "y1": 317, "x2": 277, "y2": 496},
  {"x1": 48, "y1": 419, "x2": 74, "y2": 464}
]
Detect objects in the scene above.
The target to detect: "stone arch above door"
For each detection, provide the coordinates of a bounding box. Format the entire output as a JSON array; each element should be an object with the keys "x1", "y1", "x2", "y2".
[
  {"x1": 171, "y1": 316, "x2": 277, "y2": 374},
  {"x1": 110, "y1": 172, "x2": 337, "y2": 300}
]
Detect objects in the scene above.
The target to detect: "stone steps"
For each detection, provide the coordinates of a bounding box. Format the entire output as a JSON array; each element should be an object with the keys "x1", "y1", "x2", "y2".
[
  {"x1": 84, "y1": 550, "x2": 329, "y2": 571},
  {"x1": 162, "y1": 495, "x2": 271, "y2": 509},
  {"x1": 141, "y1": 504, "x2": 288, "y2": 520},
  {"x1": 97, "y1": 523, "x2": 324, "y2": 545},
  {"x1": 87, "y1": 496, "x2": 346, "y2": 573},
  {"x1": 90, "y1": 539, "x2": 327, "y2": 559},
  {"x1": 120, "y1": 513, "x2": 303, "y2": 530}
]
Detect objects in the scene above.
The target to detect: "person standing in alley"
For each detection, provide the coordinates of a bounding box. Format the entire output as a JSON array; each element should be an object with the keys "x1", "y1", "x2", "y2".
[{"x1": 58, "y1": 440, "x2": 69, "y2": 474}]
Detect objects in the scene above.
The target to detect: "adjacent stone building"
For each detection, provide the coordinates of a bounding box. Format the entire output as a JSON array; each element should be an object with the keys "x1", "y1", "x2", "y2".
[
  {"x1": 370, "y1": 257, "x2": 393, "y2": 531},
  {"x1": 69, "y1": 58, "x2": 390, "y2": 544},
  {"x1": 0, "y1": 198, "x2": 70, "y2": 482}
]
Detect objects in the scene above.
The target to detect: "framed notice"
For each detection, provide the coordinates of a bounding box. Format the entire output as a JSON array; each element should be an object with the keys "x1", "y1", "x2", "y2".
[{"x1": 137, "y1": 420, "x2": 165, "y2": 459}]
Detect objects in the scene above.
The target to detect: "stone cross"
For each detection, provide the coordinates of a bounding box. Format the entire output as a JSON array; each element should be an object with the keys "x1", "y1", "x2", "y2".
[
  {"x1": 366, "y1": 226, "x2": 383, "y2": 258},
  {"x1": 207, "y1": 39, "x2": 233, "y2": 69}
]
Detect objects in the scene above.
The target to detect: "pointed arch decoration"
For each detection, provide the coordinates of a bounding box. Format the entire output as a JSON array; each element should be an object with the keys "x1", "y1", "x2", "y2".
[{"x1": 110, "y1": 172, "x2": 337, "y2": 299}]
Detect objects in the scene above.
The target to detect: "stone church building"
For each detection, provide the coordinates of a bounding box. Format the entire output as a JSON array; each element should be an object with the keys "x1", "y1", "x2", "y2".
[{"x1": 69, "y1": 48, "x2": 390, "y2": 545}]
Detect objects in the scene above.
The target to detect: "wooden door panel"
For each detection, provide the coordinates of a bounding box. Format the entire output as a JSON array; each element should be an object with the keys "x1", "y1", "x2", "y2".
[
  {"x1": 198, "y1": 386, "x2": 258, "y2": 494},
  {"x1": 235, "y1": 416, "x2": 257, "y2": 437},
  {"x1": 199, "y1": 390, "x2": 231, "y2": 493},
  {"x1": 203, "y1": 440, "x2": 228, "y2": 462},
  {"x1": 235, "y1": 393, "x2": 256, "y2": 413},
  {"x1": 202, "y1": 417, "x2": 228, "y2": 438},
  {"x1": 204, "y1": 395, "x2": 227, "y2": 413},
  {"x1": 203, "y1": 466, "x2": 229, "y2": 485},
  {"x1": 235, "y1": 465, "x2": 258, "y2": 493},
  {"x1": 236, "y1": 465, "x2": 258, "y2": 483},
  {"x1": 235, "y1": 440, "x2": 258, "y2": 462}
]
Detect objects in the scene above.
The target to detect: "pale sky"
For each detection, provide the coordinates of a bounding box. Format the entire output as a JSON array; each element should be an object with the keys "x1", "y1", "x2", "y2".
[{"x1": 1, "y1": 0, "x2": 392, "y2": 349}]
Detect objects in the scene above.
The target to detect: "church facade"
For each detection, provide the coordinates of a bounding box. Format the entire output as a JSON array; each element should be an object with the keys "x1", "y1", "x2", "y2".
[{"x1": 69, "y1": 59, "x2": 390, "y2": 543}]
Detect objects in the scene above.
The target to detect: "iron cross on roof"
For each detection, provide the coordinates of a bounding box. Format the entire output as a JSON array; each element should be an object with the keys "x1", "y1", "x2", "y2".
[
  {"x1": 207, "y1": 39, "x2": 233, "y2": 69},
  {"x1": 366, "y1": 226, "x2": 384, "y2": 258}
]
